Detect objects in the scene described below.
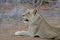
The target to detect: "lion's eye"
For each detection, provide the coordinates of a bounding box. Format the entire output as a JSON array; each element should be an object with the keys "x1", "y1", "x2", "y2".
[{"x1": 23, "y1": 15, "x2": 25, "y2": 16}]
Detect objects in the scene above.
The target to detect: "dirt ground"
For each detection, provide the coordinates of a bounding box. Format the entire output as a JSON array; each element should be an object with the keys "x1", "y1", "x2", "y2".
[
  {"x1": 0, "y1": 20, "x2": 60, "y2": 40},
  {"x1": 0, "y1": 3, "x2": 60, "y2": 40},
  {"x1": 0, "y1": 21, "x2": 47, "y2": 40}
]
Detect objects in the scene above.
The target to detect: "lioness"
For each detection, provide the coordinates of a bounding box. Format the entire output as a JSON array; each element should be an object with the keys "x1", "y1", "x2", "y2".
[{"x1": 15, "y1": 9, "x2": 60, "y2": 40}]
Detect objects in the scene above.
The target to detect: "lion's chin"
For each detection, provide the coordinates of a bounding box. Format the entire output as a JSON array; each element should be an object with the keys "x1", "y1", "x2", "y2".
[{"x1": 24, "y1": 21, "x2": 29, "y2": 24}]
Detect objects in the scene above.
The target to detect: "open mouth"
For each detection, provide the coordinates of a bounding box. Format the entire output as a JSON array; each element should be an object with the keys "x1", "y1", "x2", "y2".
[
  {"x1": 24, "y1": 19, "x2": 29, "y2": 23},
  {"x1": 25, "y1": 19, "x2": 29, "y2": 22}
]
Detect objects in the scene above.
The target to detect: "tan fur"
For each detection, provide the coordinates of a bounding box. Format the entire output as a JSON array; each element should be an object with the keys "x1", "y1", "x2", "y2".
[{"x1": 15, "y1": 9, "x2": 60, "y2": 40}]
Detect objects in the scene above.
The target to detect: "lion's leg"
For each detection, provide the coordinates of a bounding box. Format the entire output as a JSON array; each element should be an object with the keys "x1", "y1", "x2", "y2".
[
  {"x1": 28, "y1": 25, "x2": 38, "y2": 37},
  {"x1": 15, "y1": 31, "x2": 32, "y2": 36},
  {"x1": 15, "y1": 25, "x2": 38, "y2": 37}
]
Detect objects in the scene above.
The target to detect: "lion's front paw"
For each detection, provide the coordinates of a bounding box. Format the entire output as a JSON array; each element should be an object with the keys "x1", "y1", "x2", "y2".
[
  {"x1": 15, "y1": 31, "x2": 22, "y2": 36},
  {"x1": 15, "y1": 31, "x2": 35, "y2": 37},
  {"x1": 15, "y1": 31, "x2": 31, "y2": 36}
]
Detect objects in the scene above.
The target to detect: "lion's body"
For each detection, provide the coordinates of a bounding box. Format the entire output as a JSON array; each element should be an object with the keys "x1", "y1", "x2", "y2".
[{"x1": 15, "y1": 9, "x2": 60, "y2": 40}]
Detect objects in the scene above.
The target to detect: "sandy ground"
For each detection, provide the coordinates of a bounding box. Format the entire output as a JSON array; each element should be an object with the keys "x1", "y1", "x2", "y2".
[
  {"x1": 0, "y1": 3, "x2": 60, "y2": 40},
  {"x1": 0, "y1": 20, "x2": 47, "y2": 40},
  {"x1": 0, "y1": 21, "x2": 60, "y2": 40}
]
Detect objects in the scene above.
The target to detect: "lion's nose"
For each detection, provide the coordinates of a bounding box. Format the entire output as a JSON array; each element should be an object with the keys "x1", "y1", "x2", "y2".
[{"x1": 25, "y1": 19, "x2": 29, "y2": 21}]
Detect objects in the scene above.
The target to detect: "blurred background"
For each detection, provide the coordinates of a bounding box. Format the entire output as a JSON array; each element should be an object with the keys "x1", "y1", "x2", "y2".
[{"x1": 0, "y1": 0, "x2": 60, "y2": 40}]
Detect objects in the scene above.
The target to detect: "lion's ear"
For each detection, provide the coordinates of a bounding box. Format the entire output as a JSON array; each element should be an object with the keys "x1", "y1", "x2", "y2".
[{"x1": 33, "y1": 9, "x2": 37, "y2": 14}]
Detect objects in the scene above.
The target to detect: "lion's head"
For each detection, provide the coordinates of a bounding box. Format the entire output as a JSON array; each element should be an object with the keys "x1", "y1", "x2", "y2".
[{"x1": 22, "y1": 9, "x2": 37, "y2": 23}]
